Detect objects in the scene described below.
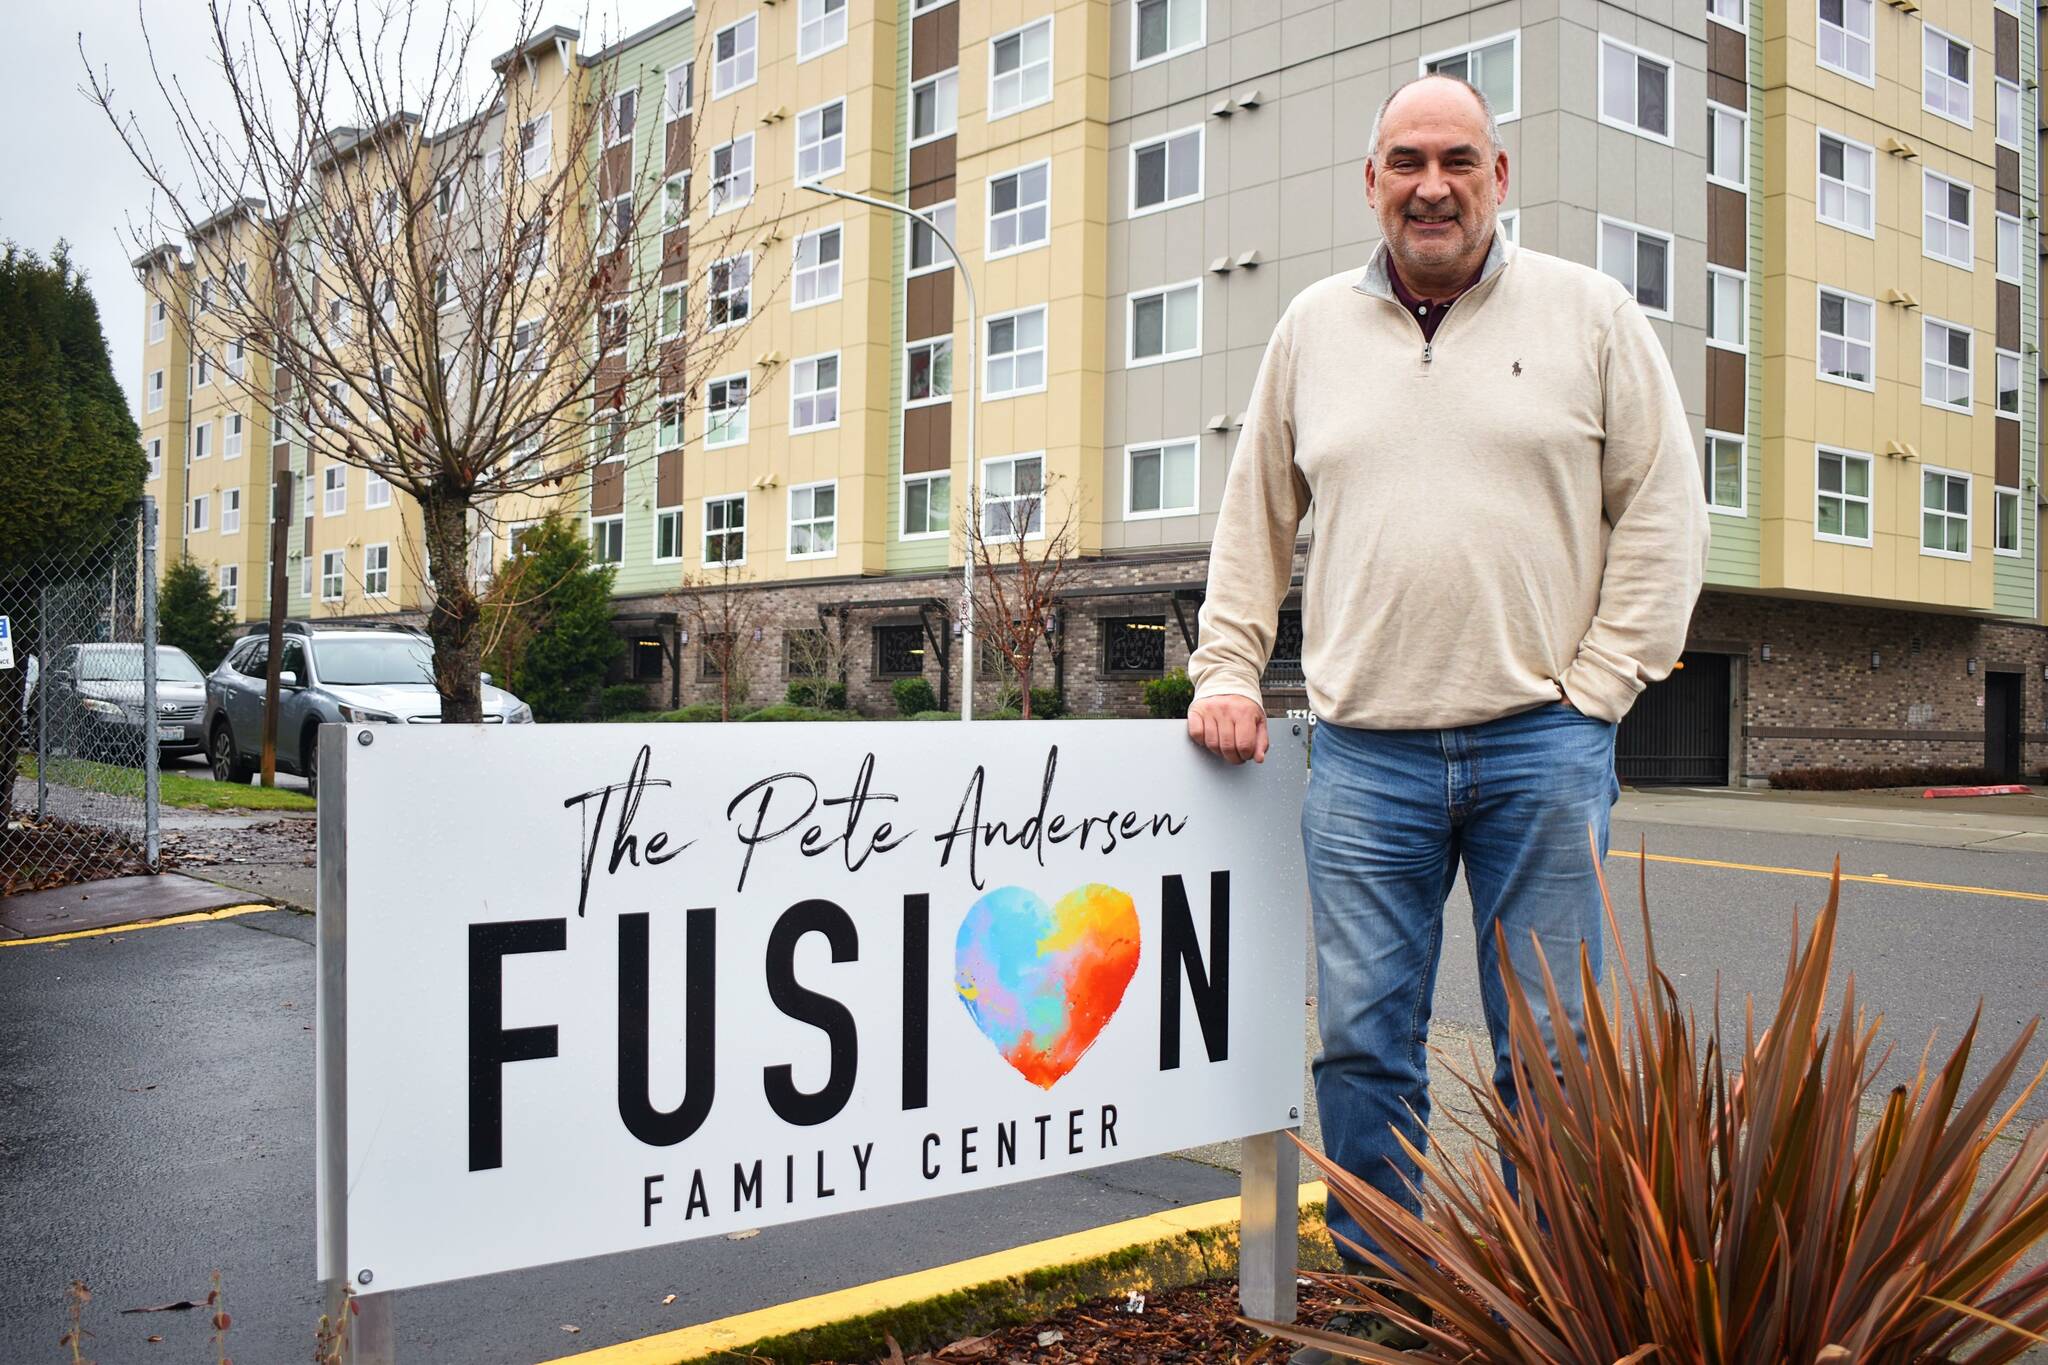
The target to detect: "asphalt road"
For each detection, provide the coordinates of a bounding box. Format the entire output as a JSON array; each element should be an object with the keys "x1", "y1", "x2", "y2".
[{"x1": 2, "y1": 803, "x2": 2044, "y2": 1364}]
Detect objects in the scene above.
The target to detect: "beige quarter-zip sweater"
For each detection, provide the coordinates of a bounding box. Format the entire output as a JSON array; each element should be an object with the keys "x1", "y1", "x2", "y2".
[{"x1": 1188, "y1": 236, "x2": 1710, "y2": 729}]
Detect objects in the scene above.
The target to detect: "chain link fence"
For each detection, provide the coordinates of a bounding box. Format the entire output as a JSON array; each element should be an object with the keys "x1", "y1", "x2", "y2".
[{"x1": 1, "y1": 502, "x2": 161, "y2": 896}]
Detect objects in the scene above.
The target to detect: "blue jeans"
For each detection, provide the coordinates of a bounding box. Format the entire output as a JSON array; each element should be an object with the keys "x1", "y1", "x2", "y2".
[{"x1": 1300, "y1": 703, "x2": 1620, "y2": 1259}]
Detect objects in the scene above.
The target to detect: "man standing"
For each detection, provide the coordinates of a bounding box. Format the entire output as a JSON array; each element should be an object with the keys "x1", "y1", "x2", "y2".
[{"x1": 1187, "y1": 74, "x2": 1708, "y2": 1353}]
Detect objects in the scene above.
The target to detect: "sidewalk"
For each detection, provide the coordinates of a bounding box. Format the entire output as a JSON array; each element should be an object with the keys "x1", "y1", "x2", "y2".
[{"x1": 1618, "y1": 783, "x2": 2048, "y2": 854}]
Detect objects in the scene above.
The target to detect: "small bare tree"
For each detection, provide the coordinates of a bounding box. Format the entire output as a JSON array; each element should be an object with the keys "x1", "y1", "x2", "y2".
[
  {"x1": 784, "y1": 611, "x2": 849, "y2": 708},
  {"x1": 673, "y1": 566, "x2": 770, "y2": 721},
  {"x1": 963, "y1": 468, "x2": 1077, "y2": 720},
  {"x1": 84, "y1": 2, "x2": 779, "y2": 720}
]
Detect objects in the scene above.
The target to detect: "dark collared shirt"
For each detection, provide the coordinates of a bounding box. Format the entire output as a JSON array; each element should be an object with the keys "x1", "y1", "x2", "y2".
[{"x1": 1388, "y1": 258, "x2": 1487, "y2": 342}]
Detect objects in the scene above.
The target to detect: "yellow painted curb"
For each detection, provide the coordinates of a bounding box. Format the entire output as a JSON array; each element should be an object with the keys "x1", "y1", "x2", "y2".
[
  {"x1": 0, "y1": 903, "x2": 275, "y2": 947},
  {"x1": 1610, "y1": 849, "x2": 2048, "y2": 904},
  {"x1": 544, "y1": 1180, "x2": 1329, "y2": 1365}
]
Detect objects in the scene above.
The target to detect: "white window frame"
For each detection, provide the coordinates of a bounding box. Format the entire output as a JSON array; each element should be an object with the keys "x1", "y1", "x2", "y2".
[
  {"x1": 224, "y1": 412, "x2": 245, "y2": 459},
  {"x1": 606, "y1": 87, "x2": 638, "y2": 148},
  {"x1": 798, "y1": 0, "x2": 848, "y2": 62},
  {"x1": 1996, "y1": 211, "x2": 2023, "y2": 284},
  {"x1": 1597, "y1": 215, "x2": 1675, "y2": 320},
  {"x1": 192, "y1": 420, "x2": 211, "y2": 461},
  {"x1": 1706, "y1": 0, "x2": 1745, "y2": 32},
  {"x1": 363, "y1": 543, "x2": 391, "y2": 598},
  {"x1": 147, "y1": 438, "x2": 163, "y2": 481},
  {"x1": 1920, "y1": 465, "x2": 1972, "y2": 560},
  {"x1": 712, "y1": 14, "x2": 758, "y2": 99},
  {"x1": 228, "y1": 336, "x2": 247, "y2": 379},
  {"x1": 662, "y1": 171, "x2": 691, "y2": 231},
  {"x1": 905, "y1": 335, "x2": 953, "y2": 407},
  {"x1": 195, "y1": 350, "x2": 213, "y2": 387},
  {"x1": 706, "y1": 373, "x2": 750, "y2": 449},
  {"x1": 365, "y1": 468, "x2": 392, "y2": 509},
  {"x1": 1996, "y1": 348, "x2": 2022, "y2": 419},
  {"x1": 1706, "y1": 101, "x2": 1747, "y2": 191},
  {"x1": 1997, "y1": 77, "x2": 2022, "y2": 149},
  {"x1": 1817, "y1": 0, "x2": 1875, "y2": 86},
  {"x1": 910, "y1": 69, "x2": 959, "y2": 147},
  {"x1": 989, "y1": 16, "x2": 1054, "y2": 121},
  {"x1": 986, "y1": 159, "x2": 1052, "y2": 259},
  {"x1": 1704, "y1": 430, "x2": 1746, "y2": 516},
  {"x1": 323, "y1": 463, "x2": 347, "y2": 516},
  {"x1": 790, "y1": 351, "x2": 842, "y2": 434},
  {"x1": 658, "y1": 282, "x2": 687, "y2": 342},
  {"x1": 703, "y1": 493, "x2": 747, "y2": 566},
  {"x1": 596, "y1": 192, "x2": 633, "y2": 256},
  {"x1": 908, "y1": 201, "x2": 957, "y2": 276},
  {"x1": 320, "y1": 549, "x2": 345, "y2": 602},
  {"x1": 1129, "y1": 125, "x2": 1204, "y2": 217},
  {"x1": 1922, "y1": 24, "x2": 1972, "y2": 129},
  {"x1": 1597, "y1": 35, "x2": 1674, "y2": 145},
  {"x1": 981, "y1": 453, "x2": 1046, "y2": 540},
  {"x1": 657, "y1": 394, "x2": 686, "y2": 451},
  {"x1": 1816, "y1": 445, "x2": 1875, "y2": 546},
  {"x1": 793, "y1": 225, "x2": 843, "y2": 309},
  {"x1": 221, "y1": 487, "x2": 242, "y2": 535},
  {"x1": 901, "y1": 471, "x2": 952, "y2": 540},
  {"x1": 148, "y1": 369, "x2": 165, "y2": 412},
  {"x1": 1994, "y1": 486, "x2": 2023, "y2": 556},
  {"x1": 1922, "y1": 315, "x2": 1974, "y2": 411},
  {"x1": 149, "y1": 299, "x2": 167, "y2": 344},
  {"x1": 597, "y1": 300, "x2": 628, "y2": 358},
  {"x1": 219, "y1": 564, "x2": 238, "y2": 609},
  {"x1": 189, "y1": 494, "x2": 209, "y2": 533},
  {"x1": 985, "y1": 305, "x2": 1049, "y2": 399},
  {"x1": 787, "y1": 479, "x2": 839, "y2": 559},
  {"x1": 1498, "y1": 210, "x2": 1519, "y2": 244},
  {"x1": 653, "y1": 507, "x2": 685, "y2": 564},
  {"x1": 519, "y1": 111, "x2": 552, "y2": 182},
  {"x1": 709, "y1": 134, "x2": 755, "y2": 215},
  {"x1": 707, "y1": 252, "x2": 753, "y2": 330},
  {"x1": 1706, "y1": 267, "x2": 1746, "y2": 353},
  {"x1": 515, "y1": 217, "x2": 548, "y2": 279},
  {"x1": 512, "y1": 318, "x2": 545, "y2": 380},
  {"x1": 1923, "y1": 168, "x2": 1973, "y2": 270},
  {"x1": 796, "y1": 99, "x2": 846, "y2": 184},
  {"x1": 589, "y1": 516, "x2": 625, "y2": 566},
  {"x1": 1123, "y1": 439, "x2": 1199, "y2": 519},
  {"x1": 1133, "y1": 0, "x2": 1205, "y2": 68},
  {"x1": 1817, "y1": 285, "x2": 1877, "y2": 391},
  {"x1": 301, "y1": 552, "x2": 313, "y2": 600},
  {"x1": 1816, "y1": 129, "x2": 1877, "y2": 238},
  {"x1": 664, "y1": 62, "x2": 693, "y2": 122},
  {"x1": 1417, "y1": 31, "x2": 1520, "y2": 124},
  {"x1": 1127, "y1": 279, "x2": 1203, "y2": 366}
]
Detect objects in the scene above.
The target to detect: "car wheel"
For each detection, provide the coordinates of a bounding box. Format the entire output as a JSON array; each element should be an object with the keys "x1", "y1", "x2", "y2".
[
  {"x1": 210, "y1": 722, "x2": 254, "y2": 784},
  {"x1": 301, "y1": 731, "x2": 319, "y2": 800}
]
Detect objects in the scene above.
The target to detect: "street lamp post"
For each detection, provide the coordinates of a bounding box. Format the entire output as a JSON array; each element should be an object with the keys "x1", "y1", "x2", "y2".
[{"x1": 802, "y1": 183, "x2": 977, "y2": 720}]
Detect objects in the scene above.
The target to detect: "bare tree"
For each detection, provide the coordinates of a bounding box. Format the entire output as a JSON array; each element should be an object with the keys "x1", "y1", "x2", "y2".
[
  {"x1": 784, "y1": 612, "x2": 849, "y2": 708},
  {"x1": 672, "y1": 566, "x2": 769, "y2": 721},
  {"x1": 963, "y1": 467, "x2": 1077, "y2": 720},
  {"x1": 84, "y1": 1, "x2": 779, "y2": 720}
]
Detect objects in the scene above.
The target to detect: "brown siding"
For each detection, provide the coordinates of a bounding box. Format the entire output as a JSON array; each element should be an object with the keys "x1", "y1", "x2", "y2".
[
  {"x1": 1708, "y1": 185, "x2": 1747, "y2": 270},
  {"x1": 657, "y1": 450, "x2": 682, "y2": 507},
  {"x1": 1708, "y1": 348, "x2": 1745, "y2": 433},
  {"x1": 661, "y1": 226, "x2": 690, "y2": 282},
  {"x1": 1998, "y1": 420, "x2": 2021, "y2": 487},
  {"x1": 910, "y1": 138, "x2": 957, "y2": 198},
  {"x1": 906, "y1": 271, "x2": 952, "y2": 345},
  {"x1": 904, "y1": 402, "x2": 952, "y2": 474},
  {"x1": 599, "y1": 142, "x2": 633, "y2": 200},
  {"x1": 2000, "y1": 281, "x2": 2021, "y2": 352},
  {"x1": 1709, "y1": 70, "x2": 1746, "y2": 109},
  {"x1": 593, "y1": 459, "x2": 624, "y2": 517},
  {"x1": 1708, "y1": 22, "x2": 1745, "y2": 83},
  {"x1": 1996, "y1": 10, "x2": 2019, "y2": 82},
  {"x1": 666, "y1": 116, "x2": 691, "y2": 176},
  {"x1": 911, "y1": 3, "x2": 959, "y2": 81},
  {"x1": 1999, "y1": 147, "x2": 2020, "y2": 211},
  {"x1": 272, "y1": 440, "x2": 290, "y2": 476}
]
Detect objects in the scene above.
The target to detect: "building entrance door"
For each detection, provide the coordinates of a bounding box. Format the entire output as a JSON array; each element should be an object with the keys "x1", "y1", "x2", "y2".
[
  {"x1": 1616, "y1": 652, "x2": 1731, "y2": 786},
  {"x1": 1984, "y1": 672, "x2": 2022, "y2": 781}
]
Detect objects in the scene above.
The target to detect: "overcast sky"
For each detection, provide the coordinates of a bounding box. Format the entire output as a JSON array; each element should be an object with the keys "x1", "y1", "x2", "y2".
[{"x1": 4, "y1": 0, "x2": 690, "y2": 421}]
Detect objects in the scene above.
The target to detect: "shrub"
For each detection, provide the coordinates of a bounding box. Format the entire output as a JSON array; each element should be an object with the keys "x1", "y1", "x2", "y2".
[
  {"x1": 1029, "y1": 687, "x2": 1066, "y2": 719},
  {"x1": 787, "y1": 678, "x2": 848, "y2": 710},
  {"x1": 481, "y1": 516, "x2": 622, "y2": 722},
  {"x1": 891, "y1": 676, "x2": 938, "y2": 716},
  {"x1": 1143, "y1": 669, "x2": 1195, "y2": 719},
  {"x1": 1269, "y1": 866, "x2": 2048, "y2": 1363},
  {"x1": 597, "y1": 684, "x2": 650, "y2": 720},
  {"x1": 1767, "y1": 763, "x2": 2008, "y2": 791},
  {"x1": 652, "y1": 702, "x2": 727, "y2": 723},
  {"x1": 910, "y1": 710, "x2": 958, "y2": 721},
  {"x1": 737, "y1": 703, "x2": 861, "y2": 722},
  {"x1": 158, "y1": 556, "x2": 237, "y2": 671}
]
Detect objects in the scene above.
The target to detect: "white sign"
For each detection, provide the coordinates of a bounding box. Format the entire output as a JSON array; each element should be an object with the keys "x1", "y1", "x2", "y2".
[
  {"x1": 322, "y1": 721, "x2": 1308, "y2": 1293},
  {"x1": 0, "y1": 615, "x2": 13, "y2": 671}
]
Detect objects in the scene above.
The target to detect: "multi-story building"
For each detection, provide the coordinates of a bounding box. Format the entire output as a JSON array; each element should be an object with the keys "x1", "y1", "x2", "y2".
[{"x1": 135, "y1": 1, "x2": 2048, "y2": 783}]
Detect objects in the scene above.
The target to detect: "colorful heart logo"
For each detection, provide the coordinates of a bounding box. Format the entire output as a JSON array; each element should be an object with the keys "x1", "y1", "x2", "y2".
[{"x1": 955, "y1": 884, "x2": 1142, "y2": 1089}]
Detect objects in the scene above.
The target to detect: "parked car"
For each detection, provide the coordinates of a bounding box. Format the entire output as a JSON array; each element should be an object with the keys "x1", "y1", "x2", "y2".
[
  {"x1": 35, "y1": 643, "x2": 210, "y2": 764},
  {"x1": 204, "y1": 623, "x2": 533, "y2": 795}
]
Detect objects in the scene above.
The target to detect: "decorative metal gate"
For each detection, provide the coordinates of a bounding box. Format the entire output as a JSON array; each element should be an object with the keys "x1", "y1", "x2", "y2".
[{"x1": 1616, "y1": 651, "x2": 1731, "y2": 786}]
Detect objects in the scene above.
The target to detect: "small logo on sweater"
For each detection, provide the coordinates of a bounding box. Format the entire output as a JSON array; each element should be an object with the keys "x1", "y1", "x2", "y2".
[{"x1": 1511, "y1": 359, "x2": 1523, "y2": 376}]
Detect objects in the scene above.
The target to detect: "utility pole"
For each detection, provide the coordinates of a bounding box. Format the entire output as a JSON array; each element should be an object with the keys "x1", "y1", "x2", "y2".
[{"x1": 260, "y1": 468, "x2": 292, "y2": 786}]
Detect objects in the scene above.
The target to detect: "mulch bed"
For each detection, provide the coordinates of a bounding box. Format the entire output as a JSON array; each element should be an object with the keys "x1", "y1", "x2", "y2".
[
  {"x1": 160, "y1": 816, "x2": 315, "y2": 871},
  {"x1": 1, "y1": 816, "x2": 168, "y2": 897},
  {"x1": 831, "y1": 1279, "x2": 1357, "y2": 1365}
]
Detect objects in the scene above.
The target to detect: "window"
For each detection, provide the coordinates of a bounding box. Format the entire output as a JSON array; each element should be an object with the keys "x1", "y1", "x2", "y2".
[
  {"x1": 147, "y1": 438, "x2": 163, "y2": 481},
  {"x1": 373, "y1": 189, "x2": 399, "y2": 246},
  {"x1": 791, "y1": 353, "x2": 841, "y2": 432},
  {"x1": 1818, "y1": 287, "x2": 1875, "y2": 388},
  {"x1": 788, "y1": 481, "x2": 837, "y2": 557},
  {"x1": 512, "y1": 318, "x2": 545, "y2": 378},
  {"x1": 1129, "y1": 281, "x2": 1201, "y2": 364},
  {"x1": 654, "y1": 508, "x2": 683, "y2": 562},
  {"x1": 713, "y1": 15, "x2": 757, "y2": 97},
  {"x1": 597, "y1": 301, "x2": 628, "y2": 356},
  {"x1": 148, "y1": 370, "x2": 164, "y2": 412},
  {"x1": 912, "y1": 70, "x2": 958, "y2": 144},
  {"x1": 662, "y1": 172, "x2": 690, "y2": 229},
  {"x1": 710, "y1": 134, "x2": 754, "y2": 213},
  {"x1": 1091, "y1": 618, "x2": 1164, "y2": 675},
  {"x1": 867, "y1": 623, "x2": 923, "y2": 678},
  {"x1": 519, "y1": 112, "x2": 552, "y2": 181},
  {"x1": 1707, "y1": 0, "x2": 1744, "y2": 29},
  {"x1": 794, "y1": 225, "x2": 842, "y2": 307},
  {"x1": 516, "y1": 216, "x2": 547, "y2": 278},
  {"x1": 1997, "y1": 212, "x2": 2022, "y2": 283},
  {"x1": 1134, "y1": 0, "x2": 1203, "y2": 65},
  {"x1": 1923, "y1": 26, "x2": 1971, "y2": 127},
  {"x1": 1705, "y1": 433, "x2": 1744, "y2": 513},
  {"x1": 325, "y1": 380, "x2": 350, "y2": 426},
  {"x1": 1599, "y1": 37, "x2": 1671, "y2": 142},
  {"x1": 149, "y1": 299, "x2": 167, "y2": 343},
  {"x1": 906, "y1": 336, "x2": 952, "y2": 405},
  {"x1": 1598, "y1": 218, "x2": 1672, "y2": 317},
  {"x1": 657, "y1": 395, "x2": 685, "y2": 450},
  {"x1": 471, "y1": 530, "x2": 495, "y2": 589},
  {"x1": 196, "y1": 350, "x2": 213, "y2": 387},
  {"x1": 596, "y1": 193, "x2": 632, "y2": 255},
  {"x1": 1818, "y1": 0, "x2": 1874, "y2": 83},
  {"x1": 1816, "y1": 448, "x2": 1873, "y2": 545},
  {"x1": 190, "y1": 495, "x2": 209, "y2": 533},
  {"x1": 366, "y1": 469, "x2": 392, "y2": 508},
  {"x1": 219, "y1": 565, "x2": 239, "y2": 609},
  {"x1": 1707, "y1": 268, "x2": 1745, "y2": 351},
  {"x1": 902, "y1": 471, "x2": 950, "y2": 538},
  {"x1": 481, "y1": 145, "x2": 503, "y2": 197},
  {"x1": 659, "y1": 282, "x2": 686, "y2": 341},
  {"x1": 983, "y1": 454, "x2": 1044, "y2": 538},
  {"x1": 1923, "y1": 171, "x2": 1972, "y2": 268},
  {"x1": 301, "y1": 553, "x2": 313, "y2": 599},
  {"x1": 228, "y1": 337, "x2": 247, "y2": 378},
  {"x1": 990, "y1": 18, "x2": 1052, "y2": 118},
  {"x1": 987, "y1": 307, "x2": 1047, "y2": 397},
  {"x1": 708, "y1": 254, "x2": 752, "y2": 328},
  {"x1": 321, "y1": 549, "x2": 345, "y2": 601},
  {"x1": 1923, "y1": 318, "x2": 1973, "y2": 409},
  {"x1": 704, "y1": 494, "x2": 746, "y2": 564},
  {"x1": 1922, "y1": 468, "x2": 1971, "y2": 557},
  {"x1": 435, "y1": 266, "x2": 455, "y2": 311},
  {"x1": 1131, "y1": 126, "x2": 1202, "y2": 214},
  {"x1": 593, "y1": 408, "x2": 626, "y2": 464},
  {"x1": 988, "y1": 161, "x2": 1050, "y2": 256},
  {"x1": 1707, "y1": 103, "x2": 1746, "y2": 189},
  {"x1": 221, "y1": 487, "x2": 242, "y2": 534},
  {"x1": 512, "y1": 425, "x2": 543, "y2": 481},
  {"x1": 797, "y1": 101, "x2": 845, "y2": 183},
  {"x1": 707, "y1": 374, "x2": 750, "y2": 448},
  {"x1": 324, "y1": 463, "x2": 347, "y2": 515},
  {"x1": 435, "y1": 171, "x2": 460, "y2": 218},
  {"x1": 1997, "y1": 78, "x2": 2021, "y2": 149},
  {"x1": 1420, "y1": 32, "x2": 1518, "y2": 122},
  {"x1": 197, "y1": 278, "x2": 214, "y2": 315},
  {"x1": 606, "y1": 88, "x2": 637, "y2": 147},
  {"x1": 1995, "y1": 488, "x2": 2022, "y2": 555},
  {"x1": 1126, "y1": 440, "x2": 1198, "y2": 518},
  {"x1": 364, "y1": 543, "x2": 390, "y2": 597},
  {"x1": 799, "y1": 0, "x2": 846, "y2": 60},
  {"x1": 1817, "y1": 131, "x2": 1875, "y2": 235},
  {"x1": 909, "y1": 201, "x2": 956, "y2": 274},
  {"x1": 193, "y1": 421, "x2": 211, "y2": 461},
  {"x1": 664, "y1": 62, "x2": 693, "y2": 121},
  {"x1": 590, "y1": 517, "x2": 623, "y2": 565},
  {"x1": 1997, "y1": 350, "x2": 2021, "y2": 417},
  {"x1": 225, "y1": 412, "x2": 245, "y2": 459}
]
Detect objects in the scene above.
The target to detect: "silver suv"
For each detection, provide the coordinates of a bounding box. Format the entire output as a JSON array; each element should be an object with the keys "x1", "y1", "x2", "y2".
[{"x1": 204, "y1": 624, "x2": 533, "y2": 794}]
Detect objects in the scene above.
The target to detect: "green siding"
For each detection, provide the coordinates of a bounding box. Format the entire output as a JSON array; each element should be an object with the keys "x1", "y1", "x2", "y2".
[
  {"x1": 1993, "y1": 2, "x2": 2038, "y2": 618},
  {"x1": 1707, "y1": 15, "x2": 1763, "y2": 589}
]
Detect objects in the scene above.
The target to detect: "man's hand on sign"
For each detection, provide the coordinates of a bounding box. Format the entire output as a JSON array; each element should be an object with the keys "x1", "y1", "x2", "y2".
[{"x1": 1187, "y1": 694, "x2": 1269, "y2": 765}]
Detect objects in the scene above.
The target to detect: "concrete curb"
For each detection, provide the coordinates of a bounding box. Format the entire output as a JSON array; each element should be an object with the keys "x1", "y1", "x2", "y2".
[{"x1": 544, "y1": 1181, "x2": 1337, "y2": 1365}]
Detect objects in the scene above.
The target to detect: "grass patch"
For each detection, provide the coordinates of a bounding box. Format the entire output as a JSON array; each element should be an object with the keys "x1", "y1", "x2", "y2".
[{"x1": 17, "y1": 753, "x2": 315, "y2": 812}]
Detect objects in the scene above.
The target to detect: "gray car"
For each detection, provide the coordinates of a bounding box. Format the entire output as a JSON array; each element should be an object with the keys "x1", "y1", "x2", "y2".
[
  {"x1": 204, "y1": 624, "x2": 533, "y2": 794},
  {"x1": 37, "y1": 643, "x2": 210, "y2": 764}
]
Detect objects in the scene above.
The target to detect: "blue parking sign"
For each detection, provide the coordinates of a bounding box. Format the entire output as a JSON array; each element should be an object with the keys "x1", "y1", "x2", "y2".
[{"x1": 0, "y1": 614, "x2": 13, "y2": 671}]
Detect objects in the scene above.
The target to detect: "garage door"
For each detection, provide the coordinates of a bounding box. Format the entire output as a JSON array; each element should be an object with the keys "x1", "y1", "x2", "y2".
[{"x1": 1617, "y1": 652, "x2": 1730, "y2": 786}]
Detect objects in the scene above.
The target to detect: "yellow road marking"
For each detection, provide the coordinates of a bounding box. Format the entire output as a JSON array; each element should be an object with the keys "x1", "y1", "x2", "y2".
[
  {"x1": 544, "y1": 1182, "x2": 1329, "y2": 1365},
  {"x1": 0, "y1": 903, "x2": 275, "y2": 947},
  {"x1": 1608, "y1": 850, "x2": 2048, "y2": 905}
]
